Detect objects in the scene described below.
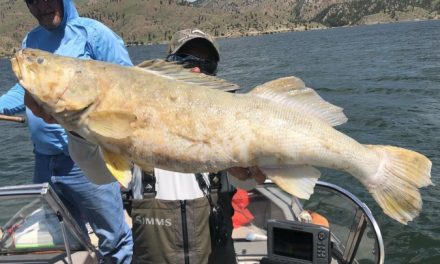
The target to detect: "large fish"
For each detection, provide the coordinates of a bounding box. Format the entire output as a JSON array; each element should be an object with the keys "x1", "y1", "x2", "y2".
[{"x1": 11, "y1": 49, "x2": 432, "y2": 224}]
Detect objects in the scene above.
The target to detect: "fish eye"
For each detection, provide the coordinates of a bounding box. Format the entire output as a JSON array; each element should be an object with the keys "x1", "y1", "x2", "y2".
[{"x1": 37, "y1": 57, "x2": 44, "y2": 64}]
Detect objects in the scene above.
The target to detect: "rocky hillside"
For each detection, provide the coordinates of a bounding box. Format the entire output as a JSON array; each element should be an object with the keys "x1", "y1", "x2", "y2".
[
  {"x1": 0, "y1": 0, "x2": 438, "y2": 57},
  {"x1": 299, "y1": 0, "x2": 440, "y2": 26}
]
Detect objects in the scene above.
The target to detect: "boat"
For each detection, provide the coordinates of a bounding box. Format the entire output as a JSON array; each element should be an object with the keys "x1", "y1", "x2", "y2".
[
  {"x1": 0, "y1": 184, "x2": 98, "y2": 263},
  {"x1": 0, "y1": 181, "x2": 384, "y2": 264}
]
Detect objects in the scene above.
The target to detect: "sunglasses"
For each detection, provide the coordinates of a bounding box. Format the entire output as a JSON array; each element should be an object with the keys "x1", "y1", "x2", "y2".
[
  {"x1": 166, "y1": 53, "x2": 218, "y2": 76},
  {"x1": 25, "y1": 0, "x2": 52, "y2": 5}
]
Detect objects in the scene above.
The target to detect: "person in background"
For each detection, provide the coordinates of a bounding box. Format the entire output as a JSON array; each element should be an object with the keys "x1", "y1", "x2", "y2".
[
  {"x1": 129, "y1": 28, "x2": 266, "y2": 264},
  {"x1": 0, "y1": 0, "x2": 132, "y2": 263}
]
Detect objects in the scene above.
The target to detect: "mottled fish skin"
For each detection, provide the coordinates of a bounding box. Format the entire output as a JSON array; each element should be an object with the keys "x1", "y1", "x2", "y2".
[{"x1": 11, "y1": 49, "x2": 432, "y2": 225}]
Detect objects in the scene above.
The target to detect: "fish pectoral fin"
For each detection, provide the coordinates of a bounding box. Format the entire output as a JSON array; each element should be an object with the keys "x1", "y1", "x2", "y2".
[
  {"x1": 261, "y1": 165, "x2": 321, "y2": 199},
  {"x1": 101, "y1": 149, "x2": 132, "y2": 188},
  {"x1": 249, "y1": 76, "x2": 347, "y2": 126},
  {"x1": 87, "y1": 111, "x2": 136, "y2": 140}
]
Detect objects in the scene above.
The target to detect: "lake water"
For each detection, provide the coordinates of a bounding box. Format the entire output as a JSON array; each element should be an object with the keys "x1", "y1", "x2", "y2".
[{"x1": 1, "y1": 20, "x2": 439, "y2": 263}]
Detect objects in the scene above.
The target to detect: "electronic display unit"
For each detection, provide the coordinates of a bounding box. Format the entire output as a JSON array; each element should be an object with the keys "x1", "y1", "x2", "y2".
[{"x1": 261, "y1": 219, "x2": 331, "y2": 264}]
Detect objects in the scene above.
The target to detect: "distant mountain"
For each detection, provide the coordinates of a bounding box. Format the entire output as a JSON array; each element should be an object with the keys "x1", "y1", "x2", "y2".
[
  {"x1": 298, "y1": 0, "x2": 439, "y2": 26},
  {"x1": 0, "y1": 0, "x2": 438, "y2": 57}
]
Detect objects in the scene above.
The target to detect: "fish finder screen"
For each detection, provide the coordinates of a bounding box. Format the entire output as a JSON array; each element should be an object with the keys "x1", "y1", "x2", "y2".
[{"x1": 273, "y1": 227, "x2": 314, "y2": 261}]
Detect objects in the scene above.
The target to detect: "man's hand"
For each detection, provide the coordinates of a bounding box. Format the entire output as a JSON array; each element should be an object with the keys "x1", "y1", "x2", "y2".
[
  {"x1": 24, "y1": 91, "x2": 57, "y2": 124},
  {"x1": 227, "y1": 166, "x2": 266, "y2": 184},
  {"x1": 190, "y1": 66, "x2": 201, "y2": 73}
]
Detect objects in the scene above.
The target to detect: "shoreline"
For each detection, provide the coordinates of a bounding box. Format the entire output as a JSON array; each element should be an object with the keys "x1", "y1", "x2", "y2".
[
  {"x1": 125, "y1": 23, "x2": 327, "y2": 47},
  {"x1": 125, "y1": 18, "x2": 437, "y2": 48},
  {"x1": 2, "y1": 18, "x2": 439, "y2": 59}
]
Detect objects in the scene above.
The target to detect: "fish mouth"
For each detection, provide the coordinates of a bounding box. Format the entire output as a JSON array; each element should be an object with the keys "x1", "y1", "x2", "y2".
[
  {"x1": 10, "y1": 50, "x2": 32, "y2": 95},
  {"x1": 10, "y1": 54, "x2": 22, "y2": 81}
]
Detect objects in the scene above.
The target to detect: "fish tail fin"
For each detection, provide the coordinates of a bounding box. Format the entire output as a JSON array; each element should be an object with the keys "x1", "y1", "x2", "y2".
[{"x1": 366, "y1": 145, "x2": 432, "y2": 224}]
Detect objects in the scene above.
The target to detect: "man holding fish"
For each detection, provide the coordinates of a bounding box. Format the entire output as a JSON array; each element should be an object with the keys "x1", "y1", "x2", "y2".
[{"x1": 0, "y1": 0, "x2": 133, "y2": 263}]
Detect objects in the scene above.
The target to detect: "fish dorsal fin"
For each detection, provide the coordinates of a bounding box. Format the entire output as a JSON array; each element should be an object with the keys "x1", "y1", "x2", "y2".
[
  {"x1": 136, "y1": 59, "x2": 239, "y2": 92},
  {"x1": 249, "y1": 76, "x2": 347, "y2": 126},
  {"x1": 87, "y1": 111, "x2": 136, "y2": 140}
]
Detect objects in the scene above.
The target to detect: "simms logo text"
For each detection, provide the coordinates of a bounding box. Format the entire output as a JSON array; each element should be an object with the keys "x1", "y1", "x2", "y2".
[{"x1": 134, "y1": 215, "x2": 172, "y2": 227}]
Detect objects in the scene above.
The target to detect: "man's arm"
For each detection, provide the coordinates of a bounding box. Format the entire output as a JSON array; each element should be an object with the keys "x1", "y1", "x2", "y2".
[{"x1": 0, "y1": 83, "x2": 26, "y2": 115}]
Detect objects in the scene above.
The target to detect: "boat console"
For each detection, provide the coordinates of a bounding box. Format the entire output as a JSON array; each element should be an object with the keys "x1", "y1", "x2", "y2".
[
  {"x1": 260, "y1": 219, "x2": 331, "y2": 264},
  {"x1": 233, "y1": 181, "x2": 384, "y2": 264}
]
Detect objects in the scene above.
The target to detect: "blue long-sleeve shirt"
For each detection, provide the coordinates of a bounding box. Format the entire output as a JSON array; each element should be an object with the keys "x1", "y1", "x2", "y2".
[
  {"x1": 0, "y1": 83, "x2": 25, "y2": 115},
  {"x1": 0, "y1": 0, "x2": 132, "y2": 155}
]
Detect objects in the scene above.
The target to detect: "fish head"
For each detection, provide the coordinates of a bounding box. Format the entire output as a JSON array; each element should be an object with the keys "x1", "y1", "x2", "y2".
[{"x1": 11, "y1": 49, "x2": 99, "y2": 116}]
